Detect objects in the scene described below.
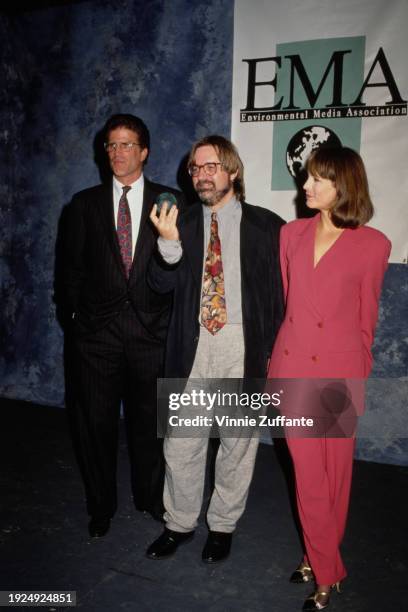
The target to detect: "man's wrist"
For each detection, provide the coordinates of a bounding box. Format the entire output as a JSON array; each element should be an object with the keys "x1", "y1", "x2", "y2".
[{"x1": 158, "y1": 237, "x2": 183, "y2": 264}]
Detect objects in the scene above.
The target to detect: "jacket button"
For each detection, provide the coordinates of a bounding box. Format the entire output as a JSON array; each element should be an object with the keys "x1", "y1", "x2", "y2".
[
  {"x1": 311, "y1": 355, "x2": 318, "y2": 362},
  {"x1": 284, "y1": 349, "x2": 289, "y2": 355},
  {"x1": 317, "y1": 322, "x2": 323, "y2": 328},
  {"x1": 289, "y1": 316, "x2": 294, "y2": 323},
  {"x1": 194, "y1": 336, "x2": 199, "y2": 343}
]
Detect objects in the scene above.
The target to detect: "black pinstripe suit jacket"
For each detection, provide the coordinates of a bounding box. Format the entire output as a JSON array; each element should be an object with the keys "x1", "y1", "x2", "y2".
[{"x1": 63, "y1": 177, "x2": 185, "y2": 341}]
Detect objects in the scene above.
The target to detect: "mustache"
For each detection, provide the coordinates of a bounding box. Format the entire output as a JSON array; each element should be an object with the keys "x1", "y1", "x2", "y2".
[{"x1": 196, "y1": 179, "x2": 215, "y2": 190}]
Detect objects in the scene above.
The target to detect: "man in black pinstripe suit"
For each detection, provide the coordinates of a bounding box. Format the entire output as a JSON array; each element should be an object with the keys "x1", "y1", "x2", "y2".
[{"x1": 63, "y1": 114, "x2": 184, "y2": 537}]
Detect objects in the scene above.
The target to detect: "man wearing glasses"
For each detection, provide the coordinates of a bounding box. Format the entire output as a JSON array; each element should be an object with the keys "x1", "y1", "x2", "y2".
[
  {"x1": 146, "y1": 135, "x2": 284, "y2": 563},
  {"x1": 63, "y1": 114, "x2": 184, "y2": 538}
]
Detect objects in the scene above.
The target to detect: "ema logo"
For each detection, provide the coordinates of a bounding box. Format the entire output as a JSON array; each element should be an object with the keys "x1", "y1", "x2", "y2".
[
  {"x1": 240, "y1": 38, "x2": 407, "y2": 122},
  {"x1": 239, "y1": 37, "x2": 407, "y2": 190}
]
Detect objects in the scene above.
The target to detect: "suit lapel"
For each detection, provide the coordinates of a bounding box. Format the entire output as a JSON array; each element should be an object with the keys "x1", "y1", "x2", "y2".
[
  {"x1": 240, "y1": 203, "x2": 268, "y2": 320},
  {"x1": 129, "y1": 177, "x2": 162, "y2": 282},
  {"x1": 294, "y1": 215, "x2": 325, "y2": 318},
  {"x1": 240, "y1": 203, "x2": 256, "y2": 301},
  {"x1": 180, "y1": 204, "x2": 204, "y2": 288},
  {"x1": 135, "y1": 178, "x2": 154, "y2": 250},
  {"x1": 312, "y1": 224, "x2": 359, "y2": 309}
]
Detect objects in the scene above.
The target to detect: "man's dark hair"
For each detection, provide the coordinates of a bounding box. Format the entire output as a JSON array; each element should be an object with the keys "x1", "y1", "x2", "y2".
[{"x1": 104, "y1": 113, "x2": 150, "y2": 153}]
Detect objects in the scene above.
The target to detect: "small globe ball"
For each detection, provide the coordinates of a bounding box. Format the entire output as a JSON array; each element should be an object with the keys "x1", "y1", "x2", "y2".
[{"x1": 156, "y1": 192, "x2": 178, "y2": 213}]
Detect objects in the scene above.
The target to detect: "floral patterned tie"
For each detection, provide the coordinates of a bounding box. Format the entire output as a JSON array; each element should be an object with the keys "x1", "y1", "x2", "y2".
[
  {"x1": 201, "y1": 212, "x2": 227, "y2": 334},
  {"x1": 117, "y1": 185, "x2": 132, "y2": 278}
]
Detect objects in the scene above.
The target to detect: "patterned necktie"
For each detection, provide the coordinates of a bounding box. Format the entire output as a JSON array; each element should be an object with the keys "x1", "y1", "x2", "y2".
[
  {"x1": 201, "y1": 212, "x2": 227, "y2": 334},
  {"x1": 117, "y1": 185, "x2": 132, "y2": 278}
]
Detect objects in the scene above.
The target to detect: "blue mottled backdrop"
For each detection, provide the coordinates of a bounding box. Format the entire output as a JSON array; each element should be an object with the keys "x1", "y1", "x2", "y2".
[{"x1": 0, "y1": 0, "x2": 407, "y2": 465}]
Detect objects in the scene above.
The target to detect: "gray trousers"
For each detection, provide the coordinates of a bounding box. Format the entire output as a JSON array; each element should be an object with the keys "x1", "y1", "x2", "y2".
[{"x1": 163, "y1": 325, "x2": 259, "y2": 533}]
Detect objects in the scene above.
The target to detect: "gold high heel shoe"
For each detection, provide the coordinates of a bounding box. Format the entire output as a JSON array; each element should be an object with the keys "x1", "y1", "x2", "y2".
[
  {"x1": 302, "y1": 582, "x2": 341, "y2": 611},
  {"x1": 290, "y1": 561, "x2": 315, "y2": 583}
]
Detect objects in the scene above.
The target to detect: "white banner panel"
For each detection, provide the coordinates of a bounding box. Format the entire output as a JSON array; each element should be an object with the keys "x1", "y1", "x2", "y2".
[{"x1": 232, "y1": 0, "x2": 408, "y2": 263}]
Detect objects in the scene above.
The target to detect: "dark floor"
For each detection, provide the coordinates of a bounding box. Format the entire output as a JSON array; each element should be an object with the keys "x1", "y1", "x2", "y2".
[{"x1": 0, "y1": 398, "x2": 407, "y2": 612}]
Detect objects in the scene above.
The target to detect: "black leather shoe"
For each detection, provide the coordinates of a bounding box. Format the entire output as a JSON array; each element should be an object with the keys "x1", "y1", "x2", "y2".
[
  {"x1": 88, "y1": 517, "x2": 111, "y2": 538},
  {"x1": 146, "y1": 528, "x2": 194, "y2": 560},
  {"x1": 202, "y1": 531, "x2": 232, "y2": 564}
]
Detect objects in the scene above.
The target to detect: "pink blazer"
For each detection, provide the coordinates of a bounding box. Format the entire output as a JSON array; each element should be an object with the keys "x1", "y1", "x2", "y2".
[{"x1": 268, "y1": 214, "x2": 391, "y2": 380}]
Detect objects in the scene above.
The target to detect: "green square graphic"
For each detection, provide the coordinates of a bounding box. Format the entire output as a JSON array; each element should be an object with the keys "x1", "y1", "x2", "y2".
[{"x1": 272, "y1": 37, "x2": 365, "y2": 190}]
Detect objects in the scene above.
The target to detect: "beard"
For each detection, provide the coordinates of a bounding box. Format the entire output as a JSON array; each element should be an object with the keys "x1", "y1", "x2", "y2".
[{"x1": 196, "y1": 178, "x2": 232, "y2": 206}]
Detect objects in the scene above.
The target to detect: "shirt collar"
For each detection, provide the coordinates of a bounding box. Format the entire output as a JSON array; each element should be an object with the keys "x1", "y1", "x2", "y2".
[
  {"x1": 113, "y1": 173, "x2": 144, "y2": 197},
  {"x1": 202, "y1": 196, "x2": 240, "y2": 219}
]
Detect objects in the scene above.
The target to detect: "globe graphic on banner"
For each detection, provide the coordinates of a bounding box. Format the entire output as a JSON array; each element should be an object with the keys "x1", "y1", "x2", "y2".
[{"x1": 286, "y1": 126, "x2": 342, "y2": 178}]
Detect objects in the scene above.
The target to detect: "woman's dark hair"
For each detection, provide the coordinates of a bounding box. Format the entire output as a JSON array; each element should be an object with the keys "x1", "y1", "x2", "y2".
[{"x1": 307, "y1": 146, "x2": 374, "y2": 228}]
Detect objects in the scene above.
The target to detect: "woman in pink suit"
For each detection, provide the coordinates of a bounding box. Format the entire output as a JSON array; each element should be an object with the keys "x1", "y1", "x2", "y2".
[{"x1": 268, "y1": 147, "x2": 391, "y2": 610}]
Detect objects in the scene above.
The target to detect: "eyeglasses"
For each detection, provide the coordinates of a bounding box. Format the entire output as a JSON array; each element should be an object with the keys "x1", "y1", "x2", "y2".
[
  {"x1": 104, "y1": 142, "x2": 142, "y2": 152},
  {"x1": 188, "y1": 162, "x2": 223, "y2": 177}
]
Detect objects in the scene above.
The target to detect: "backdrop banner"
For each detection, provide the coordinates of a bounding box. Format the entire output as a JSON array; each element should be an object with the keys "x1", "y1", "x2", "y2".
[{"x1": 232, "y1": 0, "x2": 408, "y2": 263}]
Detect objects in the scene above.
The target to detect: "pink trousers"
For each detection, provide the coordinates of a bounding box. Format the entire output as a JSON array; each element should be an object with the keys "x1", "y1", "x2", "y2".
[{"x1": 286, "y1": 437, "x2": 355, "y2": 585}]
